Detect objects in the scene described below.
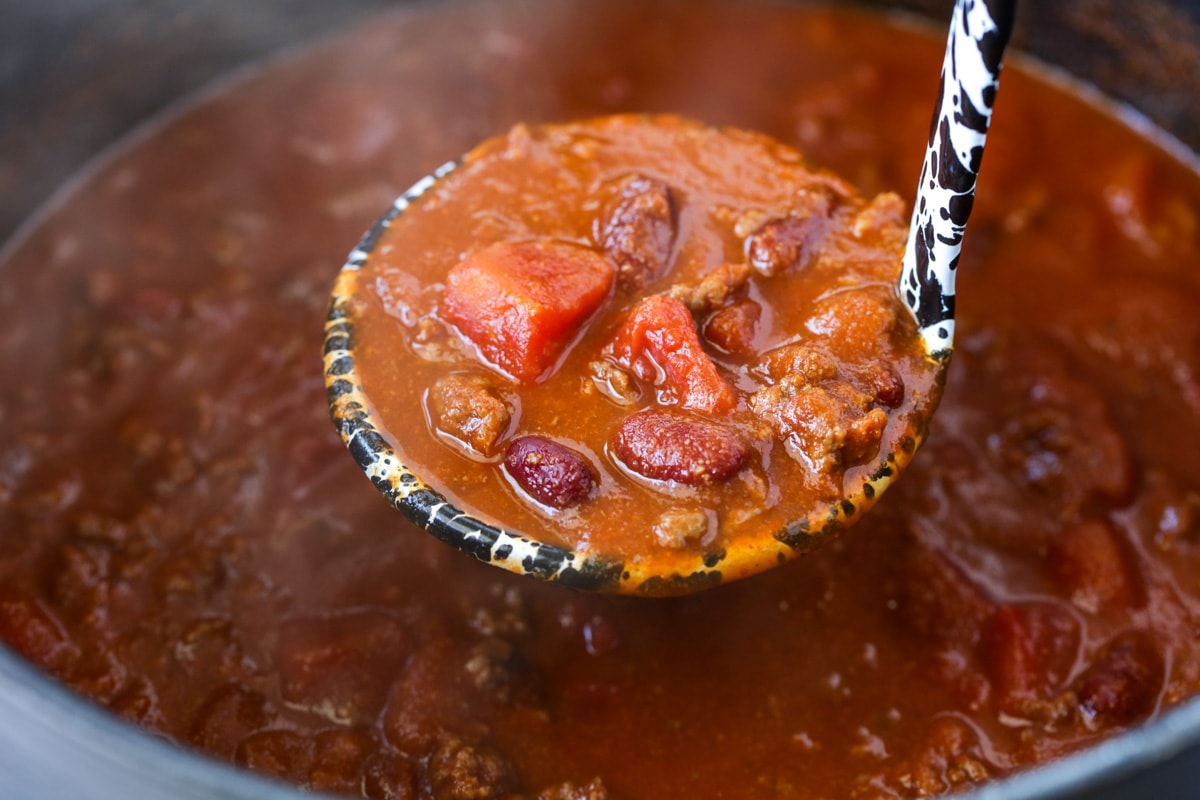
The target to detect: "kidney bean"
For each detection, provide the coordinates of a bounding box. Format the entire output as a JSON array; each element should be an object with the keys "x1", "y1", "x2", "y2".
[
  {"x1": 600, "y1": 174, "x2": 677, "y2": 291},
  {"x1": 1074, "y1": 632, "x2": 1164, "y2": 728},
  {"x1": 582, "y1": 615, "x2": 620, "y2": 656},
  {"x1": 745, "y1": 213, "x2": 829, "y2": 276},
  {"x1": 806, "y1": 287, "x2": 898, "y2": 351},
  {"x1": 612, "y1": 409, "x2": 747, "y2": 485},
  {"x1": 863, "y1": 362, "x2": 905, "y2": 408},
  {"x1": 504, "y1": 437, "x2": 596, "y2": 509},
  {"x1": 703, "y1": 298, "x2": 761, "y2": 356}
]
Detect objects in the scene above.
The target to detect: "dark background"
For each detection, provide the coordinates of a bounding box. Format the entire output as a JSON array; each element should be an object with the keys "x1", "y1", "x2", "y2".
[{"x1": 1, "y1": 0, "x2": 1199, "y2": 244}]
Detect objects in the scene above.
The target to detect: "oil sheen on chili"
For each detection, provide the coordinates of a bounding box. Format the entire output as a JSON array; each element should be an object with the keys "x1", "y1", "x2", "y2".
[
  {"x1": 1, "y1": 2, "x2": 1200, "y2": 800},
  {"x1": 350, "y1": 114, "x2": 940, "y2": 557}
]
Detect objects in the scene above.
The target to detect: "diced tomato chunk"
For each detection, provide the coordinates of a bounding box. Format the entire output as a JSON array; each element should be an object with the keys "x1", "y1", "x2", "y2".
[
  {"x1": 982, "y1": 603, "x2": 1079, "y2": 717},
  {"x1": 443, "y1": 240, "x2": 614, "y2": 383},
  {"x1": 603, "y1": 294, "x2": 737, "y2": 414}
]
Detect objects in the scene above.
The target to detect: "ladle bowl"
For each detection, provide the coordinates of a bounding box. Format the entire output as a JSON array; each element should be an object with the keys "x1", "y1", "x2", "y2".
[{"x1": 324, "y1": 0, "x2": 1015, "y2": 595}]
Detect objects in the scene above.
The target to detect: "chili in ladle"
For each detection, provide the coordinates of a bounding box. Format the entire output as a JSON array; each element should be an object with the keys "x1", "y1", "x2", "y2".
[{"x1": 323, "y1": 0, "x2": 1017, "y2": 595}]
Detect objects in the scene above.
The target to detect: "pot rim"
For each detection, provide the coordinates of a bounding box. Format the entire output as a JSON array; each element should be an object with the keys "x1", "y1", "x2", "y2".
[{"x1": 2, "y1": 641, "x2": 1199, "y2": 800}]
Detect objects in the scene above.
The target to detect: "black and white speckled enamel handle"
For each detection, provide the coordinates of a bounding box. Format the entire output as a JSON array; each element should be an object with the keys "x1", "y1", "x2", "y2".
[{"x1": 900, "y1": 0, "x2": 1016, "y2": 360}]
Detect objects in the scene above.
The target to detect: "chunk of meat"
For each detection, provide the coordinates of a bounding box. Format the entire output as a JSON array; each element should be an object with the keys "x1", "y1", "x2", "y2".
[
  {"x1": 806, "y1": 288, "x2": 899, "y2": 355},
  {"x1": 109, "y1": 677, "x2": 163, "y2": 727},
  {"x1": 308, "y1": 730, "x2": 375, "y2": 795},
  {"x1": 443, "y1": 240, "x2": 614, "y2": 382},
  {"x1": 277, "y1": 610, "x2": 409, "y2": 726},
  {"x1": 587, "y1": 359, "x2": 639, "y2": 405},
  {"x1": 898, "y1": 543, "x2": 994, "y2": 646},
  {"x1": 1048, "y1": 520, "x2": 1139, "y2": 614},
  {"x1": 603, "y1": 294, "x2": 737, "y2": 414},
  {"x1": 612, "y1": 409, "x2": 748, "y2": 485},
  {"x1": 665, "y1": 262, "x2": 751, "y2": 314},
  {"x1": 427, "y1": 734, "x2": 516, "y2": 800},
  {"x1": 759, "y1": 343, "x2": 838, "y2": 384},
  {"x1": 758, "y1": 343, "x2": 903, "y2": 422},
  {"x1": 188, "y1": 684, "x2": 269, "y2": 760},
  {"x1": 504, "y1": 436, "x2": 596, "y2": 510},
  {"x1": 362, "y1": 751, "x2": 418, "y2": 800},
  {"x1": 850, "y1": 191, "x2": 907, "y2": 237},
  {"x1": 1073, "y1": 632, "x2": 1164, "y2": 729},
  {"x1": 990, "y1": 364, "x2": 1134, "y2": 512},
  {"x1": 381, "y1": 639, "x2": 495, "y2": 758},
  {"x1": 428, "y1": 373, "x2": 515, "y2": 457},
  {"x1": 0, "y1": 594, "x2": 78, "y2": 673},
  {"x1": 538, "y1": 778, "x2": 611, "y2": 800},
  {"x1": 653, "y1": 508, "x2": 713, "y2": 548},
  {"x1": 463, "y1": 637, "x2": 519, "y2": 701},
  {"x1": 890, "y1": 717, "x2": 991, "y2": 796},
  {"x1": 703, "y1": 298, "x2": 761, "y2": 356},
  {"x1": 750, "y1": 377, "x2": 886, "y2": 474},
  {"x1": 600, "y1": 174, "x2": 677, "y2": 291},
  {"x1": 745, "y1": 199, "x2": 833, "y2": 276},
  {"x1": 235, "y1": 730, "x2": 315, "y2": 783},
  {"x1": 859, "y1": 362, "x2": 905, "y2": 408},
  {"x1": 843, "y1": 406, "x2": 888, "y2": 462}
]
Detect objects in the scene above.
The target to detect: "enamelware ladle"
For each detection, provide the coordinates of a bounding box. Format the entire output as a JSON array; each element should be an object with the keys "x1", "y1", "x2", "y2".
[{"x1": 323, "y1": 0, "x2": 1017, "y2": 595}]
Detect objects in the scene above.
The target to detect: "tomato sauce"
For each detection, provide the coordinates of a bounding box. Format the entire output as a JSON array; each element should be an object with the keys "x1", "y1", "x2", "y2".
[
  {"x1": 345, "y1": 114, "x2": 941, "y2": 565},
  {"x1": 1, "y1": 2, "x2": 1199, "y2": 799}
]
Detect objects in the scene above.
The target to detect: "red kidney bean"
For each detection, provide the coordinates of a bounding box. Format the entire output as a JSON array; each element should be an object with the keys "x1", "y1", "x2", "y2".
[
  {"x1": 703, "y1": 299, "x2": 761, "y2": 355},
  {"x1": 745, "y1": 213, "x2": 828, "y2": 276},
  {"x1": 600, "y1": 174, "x2": 677, "y2": 291},
  {"x1": 1074, "y1": 632, "x2": 1164, "y2": 727},
  {"x1": 612, "y1": 409, "x2": 747, "y2": 485},
  {"x1": 504, "y1": 437, "x2": 596, "y2": 509}
]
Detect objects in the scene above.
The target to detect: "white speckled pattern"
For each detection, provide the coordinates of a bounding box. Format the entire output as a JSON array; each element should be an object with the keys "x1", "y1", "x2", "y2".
[{"x1": 900, "y1": 0, "x2": 1015, "y2": 358}]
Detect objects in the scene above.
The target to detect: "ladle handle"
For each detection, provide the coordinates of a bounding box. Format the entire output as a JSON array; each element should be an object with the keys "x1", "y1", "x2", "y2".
[{"x1": 900, "y1": 0, "x2": 1016, "y2": 360}]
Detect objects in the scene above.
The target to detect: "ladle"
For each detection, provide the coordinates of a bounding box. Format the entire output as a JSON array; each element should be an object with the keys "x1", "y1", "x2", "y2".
[{"x1": 323, "y1": 0, "x2": 1016, "y2": 595}]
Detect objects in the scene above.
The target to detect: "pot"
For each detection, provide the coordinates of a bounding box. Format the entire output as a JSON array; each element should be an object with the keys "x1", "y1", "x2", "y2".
[{"x1": 1, "y1": 1, "x2": 1198, "y2": 798}]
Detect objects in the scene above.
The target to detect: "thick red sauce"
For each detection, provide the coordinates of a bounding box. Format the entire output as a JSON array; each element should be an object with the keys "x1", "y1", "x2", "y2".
[
  {"x1": 2, "y1": 2, "x2": 1200, "y2": 799},
  {"x1": 347, "y1": 113, "x2": 940, "y2": 567}
]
